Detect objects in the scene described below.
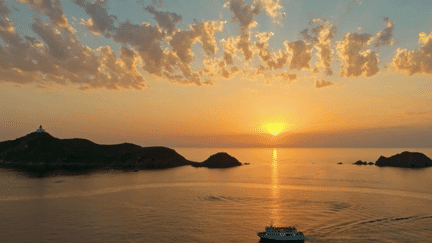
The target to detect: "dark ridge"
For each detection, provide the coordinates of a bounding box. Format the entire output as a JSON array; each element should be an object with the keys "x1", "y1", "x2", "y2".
[
  {"x1": 375, "y1": 151, "x2": 432, "y2": 168},
  {"x1": 0, "y1": 132, "x2": 243, "y2": 177},
  {"x1": 191, "y1": 152, "x2": 242, "y2": 168},
  {"x1": 0, "y1": 132, "x2": 190, "y2": 176}
]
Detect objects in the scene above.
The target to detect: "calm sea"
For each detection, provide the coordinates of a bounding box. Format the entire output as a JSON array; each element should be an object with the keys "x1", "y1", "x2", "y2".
[{"x1": 1, "y1": 148, "x2": 432, "y2": 243}]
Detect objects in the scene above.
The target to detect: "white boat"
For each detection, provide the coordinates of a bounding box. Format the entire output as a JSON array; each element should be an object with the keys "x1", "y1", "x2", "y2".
[{"x1": 257, "y1": 225, "x2": 308, "y2": 242}]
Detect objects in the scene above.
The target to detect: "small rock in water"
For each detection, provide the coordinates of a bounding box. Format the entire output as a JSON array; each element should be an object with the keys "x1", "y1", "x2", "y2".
[{"x1": 353, "y1": 160, "x2": 367, "y2": 165}]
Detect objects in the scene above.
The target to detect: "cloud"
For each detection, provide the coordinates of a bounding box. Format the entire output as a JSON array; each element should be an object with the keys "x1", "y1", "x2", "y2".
[
  {"x1": 225, "y1": 0, "x2": 262, "y2": 62},
  {"x1": 192, "y1": 21, "x2": 225, "y2": 56},
  {"x1": 276, "y1": 71, "x2": 297, "y2": 84},
  {"x1": 226, "y1": 0, "x2": 284, "y2": 25},
  {"x1": 301, "y1": 18, "x2": 337, "y2": 75},
  {"x1": 200, "y1": 57, "x2": 240, "y2": 80},
  {"x1": 228, "y1": 0, "x2": 261, "y2": 30},
  {"x1": 221, "y1": 37, "x2": 236, "y2": 64},
  {"x1": 374, "y1": 17, "x2": 395, "y2": 47},
  {"x1": 144, "y1": 5, "x2": 182, "y2": 34},
  {"x1": 337, "y1": 32, "x2": 379, "y2": 77},
  {"x1": 315, "y1": 79, "x2": 334, "y2": 88},
  {"x1": 0, "y1": 0, "x2": 10, "y2": 16},
  {"x1": 18, "y1": 0, "x2": 69, "y2": 27},
  {"x1": 71, "y1": 0, "x2": 225, "y2": 85},
  {"x1": 223, "y1": 0, "x2": 285, "y2": 68},
  {"x1": 169, "y1": 28, "x2": 201, "y2": 64},
  {"x1": 112, "y1": 21, "x2": 165, "y2": 75},
  {"x1": 258, "y1": 0, "x2": 285, "y2": 23},
  {"x1": 73, "y1": 0, "x2": 116, "y2": 35},
  {"x1": 236, "y1": 32, "x2": 255, "y2": 61},
  {"x1": 112, "y1": 18, "x2": 224, "y2": 85},
  {"x1": 2, "y1": 0, "x2": 285, "y2": 89},
  {"x1": 0, "y1": 4, "x2": 148, "y2": 91},
  {"x1": 254, "y1": 32, "x2": 289, "y2": 70},
  {"x1": 284, "y1": 40, "x2": 313, "y2": 70},
  {"x1": 2, "y1": 0, "x2": 404, "y2": 90},
  {"x1": 392, "y1": 31, "x2": 432, "y2": 75}
]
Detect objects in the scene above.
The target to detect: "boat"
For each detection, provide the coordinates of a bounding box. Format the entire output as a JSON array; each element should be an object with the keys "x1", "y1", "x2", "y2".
[{"x1": 257, "y1": 225, "x2": 308, "y2": 242}]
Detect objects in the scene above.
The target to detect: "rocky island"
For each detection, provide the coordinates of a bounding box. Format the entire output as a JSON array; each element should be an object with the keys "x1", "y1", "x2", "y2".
[
  {"x1": 353, "y1": 160, "x2": 374, "y2": 165},
  {"x1": 191, "y1": 152, "x2": 242, "y2": 168},
  {"x1": 349, "y1": 151, "x2": 432, "y2": 168},
  {"x1": 375, "y1": 151, "x2": 432, "y2": 168},
  {"x1": 0, "y1": 127, "x2": 242, "y2": 177}
]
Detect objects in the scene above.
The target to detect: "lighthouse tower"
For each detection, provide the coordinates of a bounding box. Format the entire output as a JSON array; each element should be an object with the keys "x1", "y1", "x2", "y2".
[{"x1": 36, "y1": 125, "x2": 45, "y2": 133}]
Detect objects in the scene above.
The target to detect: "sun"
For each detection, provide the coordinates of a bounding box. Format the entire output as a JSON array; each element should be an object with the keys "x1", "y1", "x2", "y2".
[{"x1": 265, "y1": 123, "x2": 285, "y2": 136}]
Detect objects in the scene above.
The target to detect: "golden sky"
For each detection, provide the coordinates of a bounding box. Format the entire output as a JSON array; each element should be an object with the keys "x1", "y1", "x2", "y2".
[{"x1": 1, "y1": 0, "x2": 432, "y2": 147}]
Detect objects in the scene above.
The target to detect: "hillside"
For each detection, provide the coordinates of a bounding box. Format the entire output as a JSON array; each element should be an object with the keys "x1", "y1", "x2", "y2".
[{"x1": 0, "y1": 132, "x2": 192, "y2": 176}]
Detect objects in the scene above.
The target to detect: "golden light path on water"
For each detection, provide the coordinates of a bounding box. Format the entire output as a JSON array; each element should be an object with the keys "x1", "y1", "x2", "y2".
[{"x1": 271, "y1": 148, "x2": 280, "y2": 226}]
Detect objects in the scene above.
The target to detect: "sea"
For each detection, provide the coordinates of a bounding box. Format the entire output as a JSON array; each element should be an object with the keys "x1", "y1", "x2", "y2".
[{"x1": 1, "y1": 148, "x2": 432, "y2": 243}]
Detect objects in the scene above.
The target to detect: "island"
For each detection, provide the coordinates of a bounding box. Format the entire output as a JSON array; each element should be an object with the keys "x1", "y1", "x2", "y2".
[
  {"x1": 0, "y1": 128, "x2": 242, "y2": 177},
  {"x1": 375, "y1": 151, "x2": 432, "y2": 168},
  {"x1": 191, "y1": 152, "x2": 242, "y2": 168},
  {"x1": 353, "y1": 160, "x2": 374, "y2": 165}
]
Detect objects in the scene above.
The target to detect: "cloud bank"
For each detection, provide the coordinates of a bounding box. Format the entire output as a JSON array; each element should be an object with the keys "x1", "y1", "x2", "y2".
[{"x1": 0, "y1": 0, "x2": 422, "y2": 90}]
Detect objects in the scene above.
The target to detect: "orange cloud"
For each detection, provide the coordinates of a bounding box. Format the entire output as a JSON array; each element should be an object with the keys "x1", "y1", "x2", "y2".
[
  {"x1": 258, "y1": 0, "x2": 285, "y2": 23},
  {"x1": 18, "y1": 0, "x2": 69, "y2": 28},
  {"x1": 0, "y1": 0, "x2": 411, "y2": 90},
  {"x1": 276, "y1": 72, "x2": 298, "y2": 84},
  {"x1": 301, "y1": 18, "x2": 337, "y2": 75},
  {"x1": 145, "y1": 5, "x2": 182, "y2": 35},
  {"x1": 228, "y1": 0, "x2": 261, "y2": 30},
  {"x1": 73, "y1": 0, "x2": 116, "y2": 35},
  {"x1": 337, "y1": 32, "x2": 379, "y2": 77},
  {"x1": 374, "y1": 17, "x2": 395, "y2": 48},
  {"x1": 392, "y1": 31, "x2": 432, "y2": 75},
  {"x1": 284, "y1": 40, "x2": 313, "y2": 70},
  {"x1": 0, "y1": 2, "x2": 148, "y2": 90},
  {"x1": 200, "y1": 57, "x2": 240, "y2": 81},
  {"x1": 315, "y1": 79, "x2": 334, "y2": 88},
  {"x1": 254, "y1": 32, "x2": 289, "y2": 70}
]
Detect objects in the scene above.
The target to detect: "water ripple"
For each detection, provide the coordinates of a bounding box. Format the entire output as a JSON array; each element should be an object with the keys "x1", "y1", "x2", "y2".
[{"x1": 9, "y1": 182, "x2": 432, "y2": 203}]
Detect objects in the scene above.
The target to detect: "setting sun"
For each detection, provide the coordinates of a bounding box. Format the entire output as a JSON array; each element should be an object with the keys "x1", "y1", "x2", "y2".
[{"x1": 266, "y1": 123, "x2": 286, "y2": 136}]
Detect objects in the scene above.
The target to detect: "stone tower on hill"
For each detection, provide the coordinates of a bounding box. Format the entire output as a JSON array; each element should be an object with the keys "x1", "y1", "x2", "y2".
[{"x1": 36, "y1": 125, "x2": 45, "y2": 133}]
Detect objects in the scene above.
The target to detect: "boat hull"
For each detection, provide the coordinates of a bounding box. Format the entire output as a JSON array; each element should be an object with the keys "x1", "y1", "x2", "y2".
[
  {"x1": 257, "y1": 232, "x2": 306, "y2": 242},
  {"x1": 259, "y1": 238, "x2": 304, "y2": 243}
]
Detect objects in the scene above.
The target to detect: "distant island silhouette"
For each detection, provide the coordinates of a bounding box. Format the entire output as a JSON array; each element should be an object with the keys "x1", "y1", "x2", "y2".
[
  {"x1": 191, "y1": 152, "x2": 242, "y2": 168},
  {"x1": 0, "y1": 129, "x2": 242, "y2": 177},
  {"x1": 375, "y1": 151, "x2": 432, "y2": 168},
  {"x1": 353, "y1": 160, "x2": 374, "y2": 165},
  {"x1": 350, "y1": 151, "x2": 432, "y2": 168}
]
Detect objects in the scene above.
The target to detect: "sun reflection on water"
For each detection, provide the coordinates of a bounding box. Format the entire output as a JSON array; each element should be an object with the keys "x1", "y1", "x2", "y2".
[{"x1": 271, "y1": 148, "x2": 280, "y2": 226}]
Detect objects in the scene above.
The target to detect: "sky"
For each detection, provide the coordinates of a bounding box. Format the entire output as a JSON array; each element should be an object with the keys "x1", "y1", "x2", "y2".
[{"x1": 1, "y1": 0, "x2": 432, "y2": 148}]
